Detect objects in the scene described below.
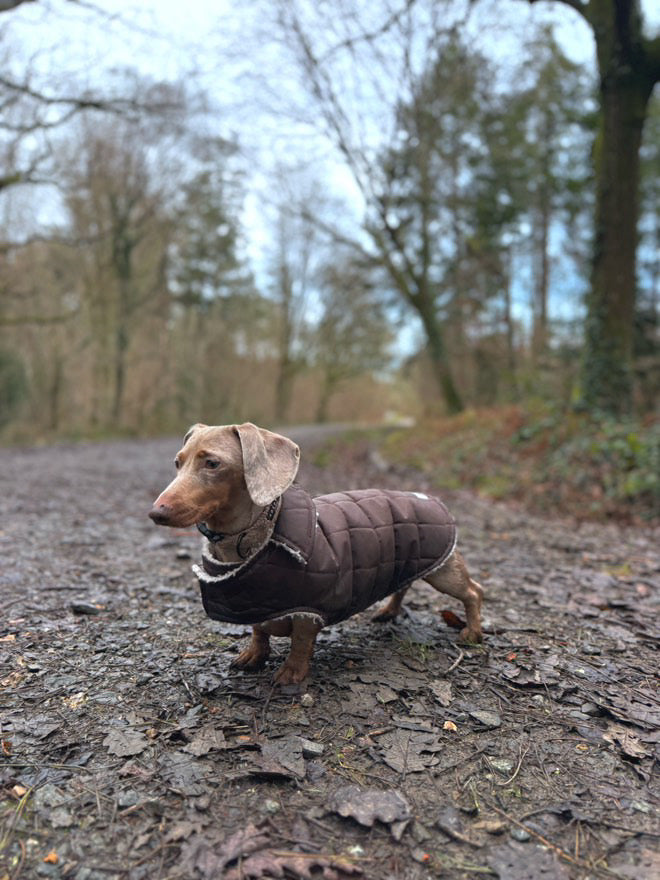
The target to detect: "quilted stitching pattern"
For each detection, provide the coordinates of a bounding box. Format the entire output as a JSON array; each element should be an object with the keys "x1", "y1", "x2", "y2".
[{"x1": 196, "y1": 486, "x2": 456, "y2": 626}]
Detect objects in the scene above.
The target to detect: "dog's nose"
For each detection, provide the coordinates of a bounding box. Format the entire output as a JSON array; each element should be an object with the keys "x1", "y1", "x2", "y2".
[{"x1": 149, "y1": 503, "x2": 172, "y2": 525}]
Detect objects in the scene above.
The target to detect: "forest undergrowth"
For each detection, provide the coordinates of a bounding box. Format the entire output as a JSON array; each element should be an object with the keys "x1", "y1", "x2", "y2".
[{"x1": 320, "y1": 405, "x2": 659, "y2": 524}]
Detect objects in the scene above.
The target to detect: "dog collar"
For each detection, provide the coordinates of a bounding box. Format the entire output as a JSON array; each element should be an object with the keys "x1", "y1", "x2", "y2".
[
  {"x1": 196, "y1": 497, "x2": 281, "y2": 558},
  {"x1": 196, "y1": 521, "x2": 225, "y2": 543}
]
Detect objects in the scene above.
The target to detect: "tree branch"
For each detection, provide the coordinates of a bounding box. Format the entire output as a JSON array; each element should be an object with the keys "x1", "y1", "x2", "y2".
[
  {"x1": 318, "y1": 0, "x2": 417, "y2": 63},
  {"x1": 0, "y1": 308, "x2": 79, "y2": 327},
  {"x1": 0, "y1": 0, "x2": 36, "y2": 12},
  {"x1": 527, "y1": 0, "x2": 590, "y2": 25}
]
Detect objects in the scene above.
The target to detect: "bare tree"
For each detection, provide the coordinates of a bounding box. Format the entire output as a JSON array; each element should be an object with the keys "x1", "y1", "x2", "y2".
[
  {"x1": 274, "y1": 3, "x2": 504, "y2": 412},
  {"x1": 527, "y1": 0, "x2": 660, "y2": 413},
  {"x1": 269, "y1": 192, "x2": 317, "y2": 423},
  {"x1": 313, "y1": 255, "x2": 392, "y2": 422}
]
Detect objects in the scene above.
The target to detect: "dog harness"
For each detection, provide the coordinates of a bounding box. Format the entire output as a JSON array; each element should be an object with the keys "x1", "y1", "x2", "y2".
[{"x1": 193, "y1": 485, "x2": 457, "y2": 627}]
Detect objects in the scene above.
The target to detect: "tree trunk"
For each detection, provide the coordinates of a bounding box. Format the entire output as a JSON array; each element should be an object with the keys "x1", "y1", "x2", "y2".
[
  {"x1": 526, "y1": 0, "x2": 659, "y2": 415},
  {"x1": 502, "y1": 248, "x2": 518, "y2": 397},
  {"x1": 416, "y1": 296, "x2": 464, "y2": 414},
  {"x1": 531, "y1": 184, "x2": 551, "y2": 361},
  {"x1": 582, "y1": 70, "x2": 651, "y2": 413},
  {"x1": 315, "y1": 373, "x2": 334, "y2": 423}
]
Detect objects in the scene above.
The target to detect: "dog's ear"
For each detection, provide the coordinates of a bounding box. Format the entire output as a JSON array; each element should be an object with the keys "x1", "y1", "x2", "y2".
[
  {"x1": 183, "y1": 423, "x2": 207, "y2": 445},
  {"x1": 235, "y1": 423, "x2": 300, "y2": 506}
]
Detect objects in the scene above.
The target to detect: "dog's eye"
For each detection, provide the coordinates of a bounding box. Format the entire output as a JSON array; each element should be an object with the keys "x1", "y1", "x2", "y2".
[{"x1": 204, "y1": 459, "x2": 221, "y2": 470}]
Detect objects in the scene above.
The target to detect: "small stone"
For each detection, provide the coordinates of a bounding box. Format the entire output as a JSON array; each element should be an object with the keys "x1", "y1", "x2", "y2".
[
  {"x1": 305, "y1": 761, "x2": 326, "y2": 782},
  {"x1": 263, "y1": 799, "x2": 280, "y2": 814},
  {"x1": 469, "y1": 710, "x2": 502, "y2": 729},
  {"x1": 582, "y1": 644, "x2": 601, "y2": 655},
  {"x1": 411, "y1": 847, "x2": 432, "y2": 864},
  {"x1": 569, "y1": 710, "x2": 590, "y2": 721},
  {"x1": 487, "y1": 756, "x2": 514, "y2": 776},
  {"x1": 511, "y1": 827, "x2": 530, "y2": 842},
  {"x1": 300, "y1": 693, "x2": 314, "y2": 708},
  {"x1": 631, "y1": 800, "x2": 651, "y2": 814},
  {"x1": 411, "y1": 820, "x2": 432, "y2": 843},
  {"x1": 50, "y1": 807, "x2": 74, "y2": 828},
  {"x1": 176, "y1": 549, "x2": 192, "y2": 560},
  {"x1": 390, "y1": 819, "x2": 410, "y2": 841},
  {"x1": 347, "y1": 845, "x2": 365, "y2": 857},
  {"x1": 299, "y1": 738, "x2": 324, "y2": 758},
  {"x1": 580, "y1": 702, "x2": 600, "y2": 715},
  {"x1": 70, "y1": 602, "x2": 103, "y2": 615},
  {"x1": 118, "y1": 790, "x2": 140, "y2": 808},
  {"x1": 530, "y1": 694, "x2": 545, "y2": 706}
]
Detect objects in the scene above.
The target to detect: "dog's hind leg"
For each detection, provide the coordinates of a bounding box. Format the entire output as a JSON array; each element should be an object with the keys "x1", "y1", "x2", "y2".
[
  {"x1": 372, "y1": 587, "x2": 410, "y2": 622},
  {"x1": 424, "y1": 551, "x2": 483, "y2": 643}
]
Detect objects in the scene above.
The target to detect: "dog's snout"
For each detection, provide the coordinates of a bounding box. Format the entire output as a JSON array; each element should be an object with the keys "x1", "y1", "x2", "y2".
[{"x1": 149, "y1": 503, "x2": 172, "y2": 525}]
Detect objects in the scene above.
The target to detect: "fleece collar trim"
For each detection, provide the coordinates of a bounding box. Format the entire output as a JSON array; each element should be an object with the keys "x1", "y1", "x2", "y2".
[{"x1": 195, "y1": 485, "x2": 316, "y2": 583}]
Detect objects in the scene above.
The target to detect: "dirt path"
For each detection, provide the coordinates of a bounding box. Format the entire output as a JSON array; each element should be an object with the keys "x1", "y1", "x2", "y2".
[{"x1": 1, "y1": 433, "x2": 658, "y2": 880}]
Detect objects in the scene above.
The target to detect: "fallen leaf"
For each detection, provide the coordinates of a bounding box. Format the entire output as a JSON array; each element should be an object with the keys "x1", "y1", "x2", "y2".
[
  {"x1": 376, "y1": 685, "x2": 399, "y2": 704},
  {"x1": 166, "y1": 820, "x2": 204, "y2": 842},
  {"x1": 441, "y1": 609, "x2": 465, "y2": 630},
  {"x1": 603, "y1": 723, "x2": 650, "y2": 760},
  {"x1": 43, "y1": 851, "x2": 58, "y2": 864},
  {"x1": 379, "y1": 728, "x2": 441, "y2": 773},
  {"x1": 328, "y1": 784, "x2": 412, "y2": 827},
  {"x1": 443, "y1": 720, "x2": 458, "y2": 732},
  {"x1": 179, "y1": 824, "x2": 268, "y2": 877},
  {"x1": 430, "y1": 679, "x2": 452, "y2": 706},
  {"x1": 225, "y1": 851, "x2": 362, "y2": 879},
  {"x1": 183, "y1": 725, "x2": 227, "y2": 756},
  {"x1": 158, "y1": 751, "x2": 208, "y2": 795},
  {"x1": 103, "y1": 729, "x2": 150, "y2": 757},
  {"x1": 488, "y1": 841, "x2": 571, "y2": 880},
  {"x1": 254, "y1": 735, "x2": 306, "y2": 779}
]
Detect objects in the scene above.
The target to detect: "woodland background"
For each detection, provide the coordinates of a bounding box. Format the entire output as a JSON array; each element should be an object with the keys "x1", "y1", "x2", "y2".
[{"x1": 0, "y1": 0, "x2": 658, "y2": 517}]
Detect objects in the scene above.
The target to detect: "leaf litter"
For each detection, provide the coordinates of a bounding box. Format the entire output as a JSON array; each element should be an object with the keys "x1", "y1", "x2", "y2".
[{"x1": 0, "y1": 433, "x2": 658, "y2": 879}]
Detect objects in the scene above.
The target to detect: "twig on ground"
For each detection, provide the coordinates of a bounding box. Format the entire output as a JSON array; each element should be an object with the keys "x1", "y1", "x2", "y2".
[
  {"x1": 492, "y1": 744, "x2": 529, "y2": 787},
  {"x1": 482, "y1": 797, "x2": 629, "y2": 880},
  {"x1": 444, "y1": 649, "x2": 465, "y2": 674}
]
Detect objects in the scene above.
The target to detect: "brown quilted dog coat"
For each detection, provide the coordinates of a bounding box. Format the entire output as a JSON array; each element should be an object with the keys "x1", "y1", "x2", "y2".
[{"x1": 193, "y1": 485, "x2": 457, "y2": 627}]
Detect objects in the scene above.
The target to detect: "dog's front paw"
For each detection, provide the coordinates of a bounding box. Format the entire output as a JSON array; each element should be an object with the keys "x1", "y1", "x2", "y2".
[
  {"x1": 273, "y1": 658, "x2": 309, "y2": 686},
  {"x1": 231, "y1": 643, "x2": 270, "y2": 670}
]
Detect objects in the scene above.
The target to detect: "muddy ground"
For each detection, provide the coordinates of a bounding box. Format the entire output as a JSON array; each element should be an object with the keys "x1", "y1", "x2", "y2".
[{"x1": 1, "y1": 429, "x2": 658, "y2": 880}]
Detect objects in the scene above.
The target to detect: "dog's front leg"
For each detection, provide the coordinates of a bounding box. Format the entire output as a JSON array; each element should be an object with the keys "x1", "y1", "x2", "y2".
[
  {"x1": 273, "y1": 616, "x2": 322, "y2": 686},
  {"x1": 232, "y1": 625, "x2": 271, "y2": 670}
]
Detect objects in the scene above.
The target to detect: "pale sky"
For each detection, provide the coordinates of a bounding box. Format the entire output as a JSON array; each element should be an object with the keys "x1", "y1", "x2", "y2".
[{"x1": 3, "y1": 0, "x2": 659, "y2": 338}]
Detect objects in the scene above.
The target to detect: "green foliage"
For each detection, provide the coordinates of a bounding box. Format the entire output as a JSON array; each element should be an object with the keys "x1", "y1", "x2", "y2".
[
  {"x1": 376, "y1": 406, "x2": 659, "y2": 522},
  {"x1": 0, "y1": 349, "x2": 28, "y2": 428},
  {"x1": 538, "y1": 414, "x2": 659, "y2": 513}
]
